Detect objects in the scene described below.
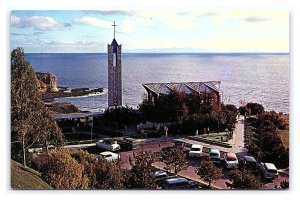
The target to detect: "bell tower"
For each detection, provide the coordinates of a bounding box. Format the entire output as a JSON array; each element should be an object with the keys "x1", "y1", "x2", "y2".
[{"x1": 108, "y1": 21, "x2": 122, "y2": 108}]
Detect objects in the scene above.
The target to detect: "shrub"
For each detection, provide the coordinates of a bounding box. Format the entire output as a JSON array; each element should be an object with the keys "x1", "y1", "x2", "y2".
[{"x1": 40, "y1": 150, "x2": 87, "y2": 189}]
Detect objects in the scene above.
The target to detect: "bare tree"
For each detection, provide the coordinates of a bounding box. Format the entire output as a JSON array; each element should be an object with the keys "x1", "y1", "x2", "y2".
[
  {"x1": 196, "y1": 160, "x2": 222, "y2": 187},
  {"x1": 125, "y1": 151, "x2": 157, "y2": 189},
  {"x1": 160, "y1": 147, "x2": 188, "y2": 175}
]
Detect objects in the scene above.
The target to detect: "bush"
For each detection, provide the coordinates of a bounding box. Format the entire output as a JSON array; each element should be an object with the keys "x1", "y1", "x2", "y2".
[{"x1": 40, "y1": 150, "x2": 87, "y2": 189}]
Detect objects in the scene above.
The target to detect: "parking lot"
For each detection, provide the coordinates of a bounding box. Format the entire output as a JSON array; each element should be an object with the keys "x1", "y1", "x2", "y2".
[{"x1": 81, "y1": 138, "x2": 288, "y2": 189}]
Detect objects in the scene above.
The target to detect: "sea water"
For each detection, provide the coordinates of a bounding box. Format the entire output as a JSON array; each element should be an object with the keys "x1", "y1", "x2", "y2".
[{"x1": 26, "y1": 53, "x2": 289, "y2": 113}]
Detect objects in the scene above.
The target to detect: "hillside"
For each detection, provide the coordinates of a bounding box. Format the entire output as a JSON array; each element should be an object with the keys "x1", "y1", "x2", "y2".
[{"x1": 11, "y1": 160, "x2": 52, "y2": 190}]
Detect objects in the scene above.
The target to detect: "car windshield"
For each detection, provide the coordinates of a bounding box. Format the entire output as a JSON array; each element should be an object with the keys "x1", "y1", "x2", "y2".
[
  {"x1": 267, "y1": 169, "x2": 277, "y2": 173},
  {"x1": 191, "y1": 148, "x2": 201, "y2": 151},
  {"x1": 227, "y1": 157, "x2": 237, "y2": 161},
  {"x1": 210, "y1": 153, "x2": 219, "y2": 157},
  {"x1": 102, "y1": 154, "x2": 112, "y2": 158},
  {"x1": 156, "y1": 174, "x2": 167, "y2": 178}
]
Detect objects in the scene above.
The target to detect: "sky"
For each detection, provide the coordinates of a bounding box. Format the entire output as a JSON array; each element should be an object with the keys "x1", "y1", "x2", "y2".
[{"x1": 10, "y1": 10, "x2": 289, "y2": 53}]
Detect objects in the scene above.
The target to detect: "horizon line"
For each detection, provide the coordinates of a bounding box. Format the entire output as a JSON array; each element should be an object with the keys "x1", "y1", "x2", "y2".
[{"x1": 25, "y1": 52, "x2": 290, "y2": 54}]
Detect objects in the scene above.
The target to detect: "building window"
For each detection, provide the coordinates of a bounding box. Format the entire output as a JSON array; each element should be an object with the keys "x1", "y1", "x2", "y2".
[{"x1": 113, "y1": 53, "x2": 117, "y2": 67}]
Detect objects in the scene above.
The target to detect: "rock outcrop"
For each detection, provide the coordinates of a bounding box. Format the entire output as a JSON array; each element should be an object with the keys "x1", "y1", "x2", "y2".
[
  {"x1": 45, "y1": 102, "x2": 81, "y2": 114},
  {"x1": 36, "y1": 72, "x2": 58, "y2": 93}
]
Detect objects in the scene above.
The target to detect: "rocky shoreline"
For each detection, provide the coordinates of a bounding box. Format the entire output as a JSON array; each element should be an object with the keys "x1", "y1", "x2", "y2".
[
  {"x1": 42, "y1": 87, "x2": 104, "y2": 102},
  {"x1": 36, "y1": 72, "x2": 104, "y2": 114}
]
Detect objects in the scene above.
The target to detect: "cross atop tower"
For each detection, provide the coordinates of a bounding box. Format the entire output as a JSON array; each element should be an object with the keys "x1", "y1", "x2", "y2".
[{"x1": 112, "y1": 21, "x2": 117, "y2": 39}]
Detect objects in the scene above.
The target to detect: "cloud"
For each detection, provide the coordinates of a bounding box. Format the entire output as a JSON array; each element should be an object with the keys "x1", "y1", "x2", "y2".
[
  {"x1": 136, "y1": 10, "x2": 200, "y2": 30},
  {"x1": 74, "y1": 16, "x2": 147, "y2": 34},
  {"x1": 117, "y1": 19, "x2": 136, "y2": 34},
  {"x1": 73, "y1": 16, "x2": 111, "y2": 29},
  {"x1": 136, "y1": 17, "x2": 156, "y2": 27},
  {"x1": 13, "y1": 38, "x2": 100, "y2": 46},
  {"x1": 82, "y1": 10, "x2": 133, "y2": 16},
  {"x1": 197, "y1": 12, "x2": 218, "y2": 18},
  {"x1": 33, "y1": 32, "x2": 45, "y2": 35},
  {"x1": 242, "y1": 16, "x2": 272, "y2": 23},
  {"x1": 64, "y1": 22, "x2": 72, "y2": 27},
  {"x1": 11, "y1": 32, "x2": 29, "y2": 36},
  {"x1": 11, "y1": 15, "x2": 70, "y2": 31}
]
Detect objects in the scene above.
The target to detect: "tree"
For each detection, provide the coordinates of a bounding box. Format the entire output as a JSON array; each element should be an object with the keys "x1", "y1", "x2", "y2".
[
  {"x1": 196, "y1": 160, "x2": 222, "y2": 187},
  {"x1": 40, "y1": 150, "x2": 87, "y2": 189},
  {"x1": 69, "y1": 149, "x2": 125, "y2": 189},
  {"x1": 227, "y1": 169, "x2": 262, "y2": 189},
  {"x1": 93, "y1": 158, "x2": 125, "y2": 189},
  {"x1": 11, "y1": 48, "x2": 64, "y2": 166},
  {"x1": 125, "y1": 151, "x2": 157, "y2": 189},
  {"x1": 160, "y1": 147, "x2": 188, "y2": 175},
  {"x1": 246, "y1": 102, "x2": 264, "y2": 115},
  {"x1": 69, "y1": 150, "x2": 98, "y2": 189}
]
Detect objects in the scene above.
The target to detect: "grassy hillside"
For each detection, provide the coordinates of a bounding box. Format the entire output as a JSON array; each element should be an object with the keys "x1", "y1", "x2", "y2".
[{"x1": 11, "y1": 160, "x2": 52, "y2": 190}]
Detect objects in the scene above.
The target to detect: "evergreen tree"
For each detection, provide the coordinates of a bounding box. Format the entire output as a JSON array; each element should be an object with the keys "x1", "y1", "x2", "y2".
[{"x1": 227, "y1": 169, "x2": 262, "y2": 189}]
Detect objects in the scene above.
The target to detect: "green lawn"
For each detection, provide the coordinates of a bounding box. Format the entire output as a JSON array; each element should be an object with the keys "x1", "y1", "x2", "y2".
[{"x1": 11, "y1": 160, "x2": 52, "y2": 190}]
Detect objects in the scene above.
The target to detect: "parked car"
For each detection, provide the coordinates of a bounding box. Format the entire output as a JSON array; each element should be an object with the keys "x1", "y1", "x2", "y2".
[
  {"x1": 224, "y1": 152, "x2": 239, "y2": 169},
  {"x1": 162, "y1": 177, "x2": 190, "y2": 189},
  {"x1": 239, "y1": 156, "x2": 257, "y2": 170},
  {"x1": 117, "y1": 137, "x2": 140, "y2": 150},
  {"x1": 188, "y1": 144, "x2": 203, "y2": 158},
  {"x1": 154, "y1": 170, "x2": 169, "y2": 185},
  {"x1": 98, "y1": 151, "x2": 120, "y2": 162},
  {"x1": 261, "y1": 162, "x2": 279, "y2": 180},
  {"x1": 174, "y1": 140, "x2": 185, "y2": 148},
  {"x1": 96, "y1": 139, "x2": 120, "y2": 152},
  {"x1": 209, "y1": 149, "x2": 221, "y2": 164},
  {"x1": 187, "y1": 180, "x2": 199, "y2": 189}
]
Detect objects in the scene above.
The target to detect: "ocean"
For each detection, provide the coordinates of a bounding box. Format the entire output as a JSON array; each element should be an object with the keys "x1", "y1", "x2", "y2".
[{"x1": 25, "y1": 53, "x2": 289, "y2": 113}]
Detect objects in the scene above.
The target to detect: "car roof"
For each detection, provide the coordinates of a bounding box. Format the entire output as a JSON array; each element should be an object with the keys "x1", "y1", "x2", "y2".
[
  {"x1": 244, "y1": 156, "x2": 256, "y2": 162},
  {"x1": 165, "y1": 178, "x2": 187, "y2": 184},
  {"x1": 226, "y1": 153, "x2": 237, "y2": 159},
  {"x1": 100, "y1": 151, "x2": 117, "y2": 156},
  {"x1": 155, "y1": 171, "x2": 167, "y2": 176},
  {"x1": 264, "y1": 163, "x2": 277, "y2": 170},
  {"x1": 191, "y1": 144, "x2": 203, "y2": 148},
  {"x1": 210, "y1": 149, "x2": 220, "y2": 154}
]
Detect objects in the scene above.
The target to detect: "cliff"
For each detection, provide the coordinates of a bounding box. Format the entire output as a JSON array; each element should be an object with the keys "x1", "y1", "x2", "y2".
[{"x1": 36, "y1": 72, "x2": 58, "y2": 93}]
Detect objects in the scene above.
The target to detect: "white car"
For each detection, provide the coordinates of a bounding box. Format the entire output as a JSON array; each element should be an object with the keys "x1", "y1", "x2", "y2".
[
  {"x1": 261, "y1": 163, "x2": 279, "y2": 179},
  {"x1": 224, "y1": 152, "x2": 239, "y2": 169},
  {"x1": 188, "y1": 144, "x2": 203, "y2": 158},
  {"x1": 96, "y1": 139, "x2": 121, "y2": 152},
  {"x1": 98, "y1": 151, "x2": 120, "y2": 162}
]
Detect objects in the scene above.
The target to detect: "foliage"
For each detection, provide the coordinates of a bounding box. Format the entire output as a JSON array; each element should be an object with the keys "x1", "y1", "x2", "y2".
[
  {"x1": 40, "y1": 150, "x2": 87, "y2": 189},
  {"x1": 227, "y1": 169, "x2": 262, "y2": 189},
  {"x1": 246, "y1": 102, "x2": 264, "y2": 115},
  {"x1": 196, "y1": 160, "x2": 223, "y2": 187},
  {"x1": 280, "y1": 180, "x2": 289, "y2": 189},
  {"x1": 139, "y1": 90, "x2": 189, "y2": 123},
  {"x1": 92, "y1": 157, "x2": 125, "y2": 189},
  {"x1": 125, "y1": 151, "x2": 157, "y2": 189},
  {"x1": 245, "y1": 111, "x2": 289, "y2": 168},
  {"x1": 160, "y1": 147, "x2": 188, "y2": 175},
  {"x1": 11, "y1": 47, "x2": 64, "y2": 166},
  {"x1": 99, "y1": 106, "x2": 140, "y2": 129},
  {"x1": 140, "y1": 90, "x2": 236, "y2": 134}
]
